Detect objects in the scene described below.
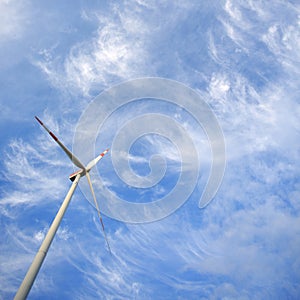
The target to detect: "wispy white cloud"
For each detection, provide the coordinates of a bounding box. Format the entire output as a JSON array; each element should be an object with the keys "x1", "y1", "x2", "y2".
[
  {"x1": 35, "y1": 3, "x2": 154, "y2": 97},
  {"x1": 34, "y1": 1, "x2": 210, "y2": 97},
  {"x1": 1, "y1": 138, "x2": 67, "y2": 208},
  {"x1": 204, "y1": 0, "x2": 300, "y2": 165},
  {"x1": 59, "y1": 186, "x2": 299, "y2": 298}
]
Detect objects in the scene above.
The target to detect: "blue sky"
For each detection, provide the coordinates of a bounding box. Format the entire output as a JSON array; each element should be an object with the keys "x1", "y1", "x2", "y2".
[{"x1": 1, "y1": 0, "x2": 300, "y2": 299}]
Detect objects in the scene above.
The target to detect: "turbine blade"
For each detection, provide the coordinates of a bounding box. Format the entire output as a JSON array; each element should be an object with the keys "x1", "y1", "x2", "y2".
[
  {"x1": 86, "y1": 149, "x2": 109, "y2": 172},
  {"x1": 35, "y1": 116, "x2": 85, "y2": 170},
  {"x1": 86, "y1": 172, "x2": 112, "y2": 254}
]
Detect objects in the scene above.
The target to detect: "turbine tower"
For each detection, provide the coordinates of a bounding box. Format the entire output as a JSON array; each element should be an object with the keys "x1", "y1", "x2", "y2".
[{"x1": 14, "y1": 116, "x2": 110, "y2": 300}]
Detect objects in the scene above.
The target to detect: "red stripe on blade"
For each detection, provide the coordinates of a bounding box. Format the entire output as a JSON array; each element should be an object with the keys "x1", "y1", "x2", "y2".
[
  {"x1": 49, "y1": 132, "x2": 58, "y2": 141},
  {"x1": 69, "y1": 170, "x2": 80, "y2": 176},
  {"x1": 35, "y1": 116, "x2": 43, "y2": 125}
]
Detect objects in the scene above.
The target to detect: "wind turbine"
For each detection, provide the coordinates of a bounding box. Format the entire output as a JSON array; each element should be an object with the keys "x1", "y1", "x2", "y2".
[{"x1": 14, "y1": 116, "x2": 111, "y2": 300}]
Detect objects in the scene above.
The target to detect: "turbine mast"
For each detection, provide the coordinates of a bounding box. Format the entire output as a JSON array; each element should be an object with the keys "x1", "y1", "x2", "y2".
[{"x1": 14, "y1": 173, "x2": 81, "y2": 300}]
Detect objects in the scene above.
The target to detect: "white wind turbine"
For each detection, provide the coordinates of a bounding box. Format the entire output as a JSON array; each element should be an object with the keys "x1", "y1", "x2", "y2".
[{"x1": 15, "y1": 116, "x2": 111, "y2": 300}]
